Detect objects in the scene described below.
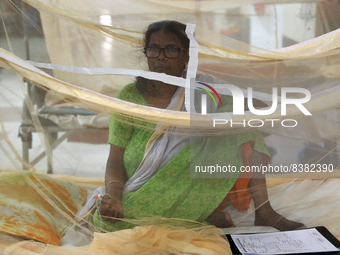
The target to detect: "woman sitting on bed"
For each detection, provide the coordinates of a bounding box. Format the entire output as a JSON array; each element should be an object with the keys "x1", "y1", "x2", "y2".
[{"x1": 93, "y1": 20, "x2": 304, "y2": 231}]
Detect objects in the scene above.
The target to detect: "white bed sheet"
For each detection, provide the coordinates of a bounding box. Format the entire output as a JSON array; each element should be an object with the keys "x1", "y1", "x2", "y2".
[{"x1": 39, "y1": 113, "x2": 110, "y2": 129}]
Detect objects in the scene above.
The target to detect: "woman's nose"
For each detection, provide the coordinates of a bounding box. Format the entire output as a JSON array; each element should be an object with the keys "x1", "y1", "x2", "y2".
[{"x1": 157, "y1": 49, "x2": 167, "y2": 60}]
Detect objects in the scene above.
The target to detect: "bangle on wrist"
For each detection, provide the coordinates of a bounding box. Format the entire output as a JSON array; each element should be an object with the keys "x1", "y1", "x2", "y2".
[
  {"x1": 105, "y1": 179, "x2": 124, "y2": 190},
  {"x1": 102, "y1": 193, "x2": 119, "y2": 201}
]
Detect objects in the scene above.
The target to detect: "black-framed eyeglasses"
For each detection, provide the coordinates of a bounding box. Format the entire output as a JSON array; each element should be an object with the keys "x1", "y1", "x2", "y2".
[{"x1": 144, "y1": 46, "x2": 187, "y2": 59}]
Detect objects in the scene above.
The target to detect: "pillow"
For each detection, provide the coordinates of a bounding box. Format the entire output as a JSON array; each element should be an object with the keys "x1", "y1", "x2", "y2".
[{"x1": 0, "y1": 172, "x2": 86, "y2": 245}]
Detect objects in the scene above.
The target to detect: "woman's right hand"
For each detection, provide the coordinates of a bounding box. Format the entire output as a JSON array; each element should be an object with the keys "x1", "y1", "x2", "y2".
[{"x1": 98, "y1": 194, "x2": 124, "y2": 223}]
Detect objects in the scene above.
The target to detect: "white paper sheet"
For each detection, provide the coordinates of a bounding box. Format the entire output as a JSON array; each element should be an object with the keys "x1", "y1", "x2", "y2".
[{"x1": 231, "y1": 228, "x2": 339, "y2": 255}]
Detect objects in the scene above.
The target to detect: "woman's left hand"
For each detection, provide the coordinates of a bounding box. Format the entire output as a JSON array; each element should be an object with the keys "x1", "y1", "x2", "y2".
[{"x1": 99, "y1": 194, "x2": 124, "y2": 223}]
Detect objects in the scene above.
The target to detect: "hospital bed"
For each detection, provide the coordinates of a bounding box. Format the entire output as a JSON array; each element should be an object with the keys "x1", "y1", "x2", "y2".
[{"x1": 17, "y1": 2, "x2": 110, "y2": 173}]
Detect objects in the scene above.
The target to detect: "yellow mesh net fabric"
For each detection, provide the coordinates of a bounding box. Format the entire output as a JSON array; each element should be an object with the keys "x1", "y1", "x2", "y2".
[
  {"x1": 4, "y1": 226, "x2": 232, "y2": 255},
  {"x1": 1, "y1": 0, "x2": 340, "y2": 254}
]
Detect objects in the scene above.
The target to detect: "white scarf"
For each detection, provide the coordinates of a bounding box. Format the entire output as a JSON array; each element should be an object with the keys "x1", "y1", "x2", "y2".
[{"x1": 123, "y1": 87, "x2": 189, "y2": 193}]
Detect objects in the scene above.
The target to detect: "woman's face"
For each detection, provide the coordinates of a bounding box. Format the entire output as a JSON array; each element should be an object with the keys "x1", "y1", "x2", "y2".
[{"x1": 147, "y1": 30, "x2": 189, "y2": 77}]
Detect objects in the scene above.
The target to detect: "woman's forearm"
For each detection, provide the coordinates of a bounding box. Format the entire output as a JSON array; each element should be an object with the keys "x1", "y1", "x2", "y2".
[{"x1": 105, "y1": 145, "x2": 128, "y2": 200}]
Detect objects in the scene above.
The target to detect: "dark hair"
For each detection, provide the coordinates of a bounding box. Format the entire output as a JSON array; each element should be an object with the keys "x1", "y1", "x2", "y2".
[
  {"x1": 143, "y1": 20, "x2": 189, "y2": 49},
  {"x1": 136, "y1": 20, "x2": 189, "y2": 95}
]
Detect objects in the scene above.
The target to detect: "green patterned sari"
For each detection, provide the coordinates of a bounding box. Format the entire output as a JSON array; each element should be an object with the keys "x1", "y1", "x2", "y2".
[{"x1": 93, "y1": 83, "x2": 269, "y2": 231}]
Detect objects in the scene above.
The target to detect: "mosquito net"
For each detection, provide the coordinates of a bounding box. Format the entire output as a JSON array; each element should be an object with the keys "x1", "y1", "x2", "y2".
[{"x1": 0, "y1": 0, "x2": 340, "y2": 254}]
